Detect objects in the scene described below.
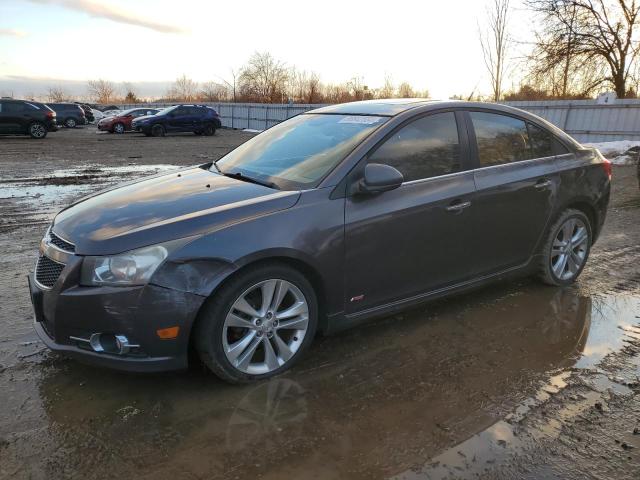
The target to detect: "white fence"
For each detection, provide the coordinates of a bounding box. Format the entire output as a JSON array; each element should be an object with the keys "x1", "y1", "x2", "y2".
[{"x1": 111, "y1": 100, "x2": 640, "y2": 143}]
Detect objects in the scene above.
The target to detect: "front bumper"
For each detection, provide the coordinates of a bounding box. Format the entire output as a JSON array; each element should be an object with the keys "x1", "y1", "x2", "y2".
[
  {"x1": 97, "y1": 122, "x2": 113, "y2": 131},
  {"x1": 28, "y1": 255, "x2": 206, "y2": 373}
]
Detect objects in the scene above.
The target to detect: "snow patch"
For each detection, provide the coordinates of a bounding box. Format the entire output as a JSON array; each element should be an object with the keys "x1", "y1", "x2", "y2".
[
  {"x1": 243, "y1": 128, "x2": 263, "y2": 133},
  {"x1": 583, "y1": 140, "x2": 640, "y2": 166}
]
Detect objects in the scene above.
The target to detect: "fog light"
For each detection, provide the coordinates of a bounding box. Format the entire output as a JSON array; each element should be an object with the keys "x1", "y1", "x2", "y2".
[{"x1": 88, "y1": 333, "x2": 136, "y2": 355}]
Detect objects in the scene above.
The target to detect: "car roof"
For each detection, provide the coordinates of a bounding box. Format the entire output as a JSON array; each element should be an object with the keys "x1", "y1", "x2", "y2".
[{"x1": 309, "y1": 98, "x2": 440, "y2": 116}]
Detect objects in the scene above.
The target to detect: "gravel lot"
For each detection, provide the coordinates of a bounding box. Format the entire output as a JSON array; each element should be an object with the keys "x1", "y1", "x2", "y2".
[{"x1": 0, "y1": 126, "x2": 639, "y2": 479}]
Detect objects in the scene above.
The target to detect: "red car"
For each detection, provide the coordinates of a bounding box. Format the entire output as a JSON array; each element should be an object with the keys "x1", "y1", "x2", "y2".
[{"x1": 97, "y1": 108, "x2": 159, "y2": 134}]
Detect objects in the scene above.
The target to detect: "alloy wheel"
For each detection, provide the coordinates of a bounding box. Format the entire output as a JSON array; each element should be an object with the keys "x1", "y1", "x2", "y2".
[
  {"x1": 65, "y1": 118, "x2": 76, "y2": 128},
  {"x1": 222, "y1": 279, "x2": 309, "y2": 375},
  {"x1": 114, "y1": 123, "x2": 125, "y2": 134},
  {"x1": 550, "y1": 218, "x2": 589, "y2": 281}
]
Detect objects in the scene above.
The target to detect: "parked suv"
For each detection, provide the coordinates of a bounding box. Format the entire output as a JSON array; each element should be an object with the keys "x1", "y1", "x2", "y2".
[
  {"x1": 29, "y1": 100, "x2": 611, "y2": 383},
  {"x1": 0, "y1": 99, "x2": 57, "y2": 138},
  {"x1": 74, "y1": 103, "x2": 95, "y2": 123},
  {"x1": 132, "y1": 104, "x2": 222, "y2": 137},
  {"x1": 47, "y1": 103, "x2": 87, "y2": 128},
  {"x1": 97, "y1": 108, "x2": 159, "y2": 133}
]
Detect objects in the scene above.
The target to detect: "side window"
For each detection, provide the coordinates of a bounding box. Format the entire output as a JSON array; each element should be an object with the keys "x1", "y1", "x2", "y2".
[
  {"x1": 470, "y1": 112, "x2": 530, "y2": 166},
  {"x1": 368, "y1": 112, "x2": 462, "y2": 182},
  {"x1": 3, "y1": 102, "x2": 24, "y2": 114},
  {"x1": 526, "y1": 123, "x2": 553, "y2": 158}
]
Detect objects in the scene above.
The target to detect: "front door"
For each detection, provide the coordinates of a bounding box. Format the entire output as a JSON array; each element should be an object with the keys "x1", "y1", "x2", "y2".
[{"x1": 344, "y1": 111, "x2": 478, "y2": 314}]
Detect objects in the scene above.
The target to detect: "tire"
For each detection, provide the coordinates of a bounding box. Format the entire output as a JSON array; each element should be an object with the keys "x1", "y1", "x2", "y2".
[
  {"x1": 113, "y1": 122, "x2": 125, "y2": 134},
  {"x1": 194, "y1": 263, "x2": 318, "y2": 383},
  {"x1": 537, "y1": 209, "x2": 592, "y2": 286},
  {"x1": 151, "y1": 124, "x2": 165, "y2": 137},
  {"x1": 64, "y1": 117, "x2": 77, "y2": 128},
  {"x1": 203, "y1": 123, "x2": 215, "y2": 136},
  {"x1": 28, "y1": 122, "x2": 47, "y2": 139}
]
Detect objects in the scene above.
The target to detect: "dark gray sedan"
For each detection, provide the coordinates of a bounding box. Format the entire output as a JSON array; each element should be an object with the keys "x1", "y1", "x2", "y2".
[{"x1": 29, "y1": 99, "x2": 611, "y2": 382}]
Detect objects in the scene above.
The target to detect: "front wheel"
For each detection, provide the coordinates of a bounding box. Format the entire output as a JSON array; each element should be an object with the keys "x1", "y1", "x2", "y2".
[
  {"x1": 538, "y1": 209, "x2": 592, "y2": 286},
  {"x1": 113, "y1": 122, "x2": 125, "y2": 134},
  {"x1": 151, "y1": 124, "x2": 165, "y2": 137},
  {"x1": 195, "y1": 263, "x2": 318, "y2": 383}
]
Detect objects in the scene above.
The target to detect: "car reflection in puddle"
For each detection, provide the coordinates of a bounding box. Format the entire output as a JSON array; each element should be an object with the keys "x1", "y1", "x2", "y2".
[{"x1": 30, "y1": 283, "x2": 639, "y2": 479}]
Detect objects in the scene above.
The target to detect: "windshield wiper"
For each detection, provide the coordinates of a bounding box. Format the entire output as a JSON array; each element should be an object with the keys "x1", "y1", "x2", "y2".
[{"x1": 221, "y1": 170, "x2": 279, "y2": 190}]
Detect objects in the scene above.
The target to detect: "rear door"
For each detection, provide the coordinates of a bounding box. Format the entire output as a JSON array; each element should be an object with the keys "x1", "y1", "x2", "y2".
[
  {"x1": 344, "y1": 110, "x2": 479, "y2": 313},
  {"x1": 465, "y1": 110, "x2": 560, "y2": 275},
  {"x1": 0, "y1": 101, "x2": 24, "y2": 133}
]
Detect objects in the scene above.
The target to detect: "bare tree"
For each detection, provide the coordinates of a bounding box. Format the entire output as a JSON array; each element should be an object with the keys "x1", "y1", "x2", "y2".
[
  {"x1": 87, "y1": 79, "x2": 116, "y2": 104},
  {"x1": 397, "y1": 82, "x2": 416, "y2": 98},
  {"x1": 527, "y1": 0, "x2": 640, "y2": 98},
  {"x1": 288, "y1": 69, "x2": 323, "y2": 103},
  {"x1": 216, "y1": 68, "x2": 238, "y2": 102},
  {"x1": 166, "y1": 74, "x2": 198, "y2": 101},
  {"x1": 239, "y1": 52, "x2": 289, "y2": 103},
  {"x1": 378, "y1": 74, "x2": 395, "y2": 98},
  {"x1": 200, "y1": 81, "x2": 229, "y2": 101},
  {"x1": 47, "y1": 87, "x2": 68, "y2": 102},
  {"x1": 479, "y1": 0, "x2": 512, "y2": 101}
]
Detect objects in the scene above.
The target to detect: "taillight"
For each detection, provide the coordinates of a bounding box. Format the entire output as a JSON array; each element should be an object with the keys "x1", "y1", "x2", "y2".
[
  {"x1": 602, "y1": 159, "x2": 612, "y2": 179},
  {"x1": 45, "y1": 111, "x2": 54, "y2": 118}
]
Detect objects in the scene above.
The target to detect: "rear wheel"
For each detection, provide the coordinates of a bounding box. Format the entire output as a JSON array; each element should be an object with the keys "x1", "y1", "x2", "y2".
[
  {"x1": 203, "y1": 123, "x2": 215, "y2": 136},
  {"x1": 151, "y1": 124, "x2": 165, "y2": 137},
  {"x1": 538, "y1": 209, "x2": 592, "y2": 286},
  {"x1": 64, "y1": 117, "x2": 77, "y2": 128},
  {"x1": 195, "y1": 263, "x2": 318, "y2": 383},
  {"x1": 28, "y1": 122, "x2": 47, "y2": 139},
  {"x1": 113, "y1": 122, "x2": 125, "y2": 134}
]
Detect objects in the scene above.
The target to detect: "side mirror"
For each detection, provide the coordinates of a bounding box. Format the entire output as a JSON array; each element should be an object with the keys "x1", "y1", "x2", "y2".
[{"x1": 357, "y1": 163, "x2": 404, "y2": 194}]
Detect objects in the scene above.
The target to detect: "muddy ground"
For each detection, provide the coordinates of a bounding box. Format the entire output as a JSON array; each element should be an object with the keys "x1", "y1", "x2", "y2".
[{"x1": 0, "y1": 126, "x2": 639, "y2": 480}]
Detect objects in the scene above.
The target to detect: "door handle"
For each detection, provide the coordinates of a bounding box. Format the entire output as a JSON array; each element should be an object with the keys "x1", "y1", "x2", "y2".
[
  {"x1": 534, "y1": 179, "x2": 552, "y2": 190},
  {"x1": 446, "y1": 200, "x2": 472, "y2": 212}
]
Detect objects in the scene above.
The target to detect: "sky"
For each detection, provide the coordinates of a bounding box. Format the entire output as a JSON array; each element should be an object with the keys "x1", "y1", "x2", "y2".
[{"x1": 0, "y1": 0, "x2": 535, "y2": 100}]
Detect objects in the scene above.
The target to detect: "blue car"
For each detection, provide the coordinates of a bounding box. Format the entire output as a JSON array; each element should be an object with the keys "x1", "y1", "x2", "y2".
[{"x1": 132, "y1": 104, "x2": 222, "y2": 137}]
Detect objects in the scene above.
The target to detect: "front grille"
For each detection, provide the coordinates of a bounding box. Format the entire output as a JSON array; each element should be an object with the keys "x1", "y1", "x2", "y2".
[
  {"x1": 35, "y1": 256, "x2": 65, "y2": 288},
  {"x1": 49, "y1": 231, "x2": 75, "y2": 253}
]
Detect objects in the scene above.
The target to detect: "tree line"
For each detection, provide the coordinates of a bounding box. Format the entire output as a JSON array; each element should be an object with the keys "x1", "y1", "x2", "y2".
[{"x1": 43, "y1": 52, "x2": 428, "y2": 105}]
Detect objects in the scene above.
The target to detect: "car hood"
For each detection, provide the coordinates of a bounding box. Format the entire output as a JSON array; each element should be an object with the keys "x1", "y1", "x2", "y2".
[{"x1": 52, "y1": 167, "x2": 300, "y2": 255}]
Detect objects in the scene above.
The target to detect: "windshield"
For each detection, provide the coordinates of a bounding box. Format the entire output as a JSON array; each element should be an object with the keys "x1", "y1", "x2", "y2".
[
  {"x1": 214, "y1": 113, "x2": 387, "y2": 189},
  {"x1": 157, "y1": 105, "x2": 178, "y2": 115}
]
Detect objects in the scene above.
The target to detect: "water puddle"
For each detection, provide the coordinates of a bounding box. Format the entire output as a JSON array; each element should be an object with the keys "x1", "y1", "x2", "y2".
[
  {"x1": 0, "y1": 164, "x2": 178, "y2": 230},
  {"x1": 3, "y1": 284, "x2": 638, "y2": 479},
  {"x1": 392, "y1": 293, "x2": 640, "y2": 479}
]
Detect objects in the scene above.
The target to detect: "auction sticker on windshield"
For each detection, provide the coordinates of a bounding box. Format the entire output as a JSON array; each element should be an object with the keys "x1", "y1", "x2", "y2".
[{"x1": 338, "y1": 116, "x2": 383, "y2": 124}]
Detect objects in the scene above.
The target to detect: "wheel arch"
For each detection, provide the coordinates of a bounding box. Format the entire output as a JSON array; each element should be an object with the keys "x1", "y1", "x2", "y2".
[
  {"x1": 186, "y1": 252, "x2": 329, "y2": 356},
  {"x1": 561, "y1": 200, "x2": 598, "y2": 243}
]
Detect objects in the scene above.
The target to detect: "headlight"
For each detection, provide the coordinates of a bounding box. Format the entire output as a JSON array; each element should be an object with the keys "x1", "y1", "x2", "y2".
[{"x1": 80, "y1": 238, "x2": 192, "y2": 287}]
